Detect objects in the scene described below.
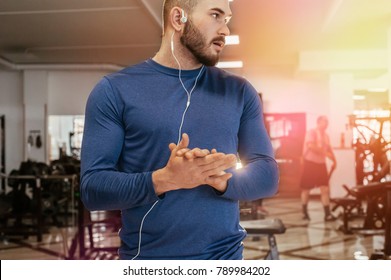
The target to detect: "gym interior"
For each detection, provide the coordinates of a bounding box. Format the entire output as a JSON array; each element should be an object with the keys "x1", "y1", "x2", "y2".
[{"x1": 1, "y1": 0, "x2": 391, "y2": 260}]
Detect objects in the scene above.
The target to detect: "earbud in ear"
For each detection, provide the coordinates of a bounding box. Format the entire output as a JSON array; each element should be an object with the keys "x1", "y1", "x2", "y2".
[{"x1": 180, "y1": 9, "x2": 187, "y2": 23}]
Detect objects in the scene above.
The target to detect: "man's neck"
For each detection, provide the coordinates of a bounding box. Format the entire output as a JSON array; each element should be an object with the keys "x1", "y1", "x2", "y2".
[{"x1": 152, "y1": 42, "x2": 202, "y2": 70}]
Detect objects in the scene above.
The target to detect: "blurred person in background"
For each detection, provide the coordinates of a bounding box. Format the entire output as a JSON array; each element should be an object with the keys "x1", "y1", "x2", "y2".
[{"x1": 300, "y1": 116, "x2": 337, "y2": 221}]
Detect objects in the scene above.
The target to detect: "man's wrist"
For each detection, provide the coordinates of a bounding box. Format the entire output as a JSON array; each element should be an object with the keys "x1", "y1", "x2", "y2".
[{"x1": 152, "y1": 168, "x2": 176, "y2": 196}]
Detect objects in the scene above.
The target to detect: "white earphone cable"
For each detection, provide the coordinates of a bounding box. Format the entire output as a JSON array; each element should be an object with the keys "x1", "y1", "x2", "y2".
[
  {"x1": 171, "y1": 32, "x2": 204, "y2": 144},
  {"x1": 131, "y1": 200, "x2": 159, "y2": 260},
  {"x1": 131, "y1": 31, "x2": 204, "y2": 260}
]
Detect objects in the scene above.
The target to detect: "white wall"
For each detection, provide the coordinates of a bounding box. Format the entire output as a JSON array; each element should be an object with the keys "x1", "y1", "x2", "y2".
[
  {"x1": 0, "y1": 68, "x2": 109, "y2": 170},
  {"x1": 247, "y1": 73, "x2": 330, "y2": 132},
  {"x1": 249, "y1": 74, "x2": 329, "y2": 116},
  {"x1": 23, "y1": 70, "x2": 49, "y2": 163},
  {"x1": 0, "y1": 70, "x2": 24, "y2": 172},
  {"x1": 48, "y1": 71, "x2": 108, "y2": 115}
]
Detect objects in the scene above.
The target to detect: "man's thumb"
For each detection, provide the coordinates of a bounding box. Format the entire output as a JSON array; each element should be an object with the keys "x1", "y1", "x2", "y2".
[{"x1": 177, "y1": 133, "x2": 189, "y2": 149}]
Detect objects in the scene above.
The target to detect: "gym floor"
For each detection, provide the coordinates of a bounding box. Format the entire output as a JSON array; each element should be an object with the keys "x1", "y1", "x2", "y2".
[{"x1": 0, "y1": 196, "x2": 386, "y2": 260}]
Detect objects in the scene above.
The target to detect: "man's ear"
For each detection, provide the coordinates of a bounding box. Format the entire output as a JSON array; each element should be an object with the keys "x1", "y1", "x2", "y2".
[{"x1": 169, "y1": 7, "x2": 185, "y2": 31}]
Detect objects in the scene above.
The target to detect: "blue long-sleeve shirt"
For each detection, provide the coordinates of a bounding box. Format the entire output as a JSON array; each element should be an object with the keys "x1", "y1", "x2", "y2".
[{"x1": 80, "y1": 59, "x2": 279, "y2": 259}]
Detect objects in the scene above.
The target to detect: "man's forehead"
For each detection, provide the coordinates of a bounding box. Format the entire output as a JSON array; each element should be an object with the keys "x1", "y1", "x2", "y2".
[{"x1": 195, "y1": 0, "x2": 232, "y2": 15}]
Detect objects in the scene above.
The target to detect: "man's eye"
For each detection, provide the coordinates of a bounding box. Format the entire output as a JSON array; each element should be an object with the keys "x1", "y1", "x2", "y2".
[{"x1": 212, "y1": 13, "x2": 219, "y2": 19}]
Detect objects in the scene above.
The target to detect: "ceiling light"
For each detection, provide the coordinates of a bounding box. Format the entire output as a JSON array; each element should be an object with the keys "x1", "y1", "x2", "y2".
[
  {"x1": 368, "y1": 88, "x2": 387, "y2": 93},
  {"x1": 225, "y1": 35, "x2": 240, "y2": 45},
  {"x1": 353, "y1": 95, "x2": 365, "y2": 100},
  {"x1": 216, "y1": 61, "x2": 243, "y2": 68}
]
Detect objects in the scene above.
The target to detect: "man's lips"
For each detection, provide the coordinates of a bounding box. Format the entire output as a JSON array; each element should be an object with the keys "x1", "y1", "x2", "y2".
[
  {"x1": 211, "y1": 37, "x2": 225, "y2": 51},
  {"x1": 213, "y1": 40, "x2": 225, "y2": 48}
]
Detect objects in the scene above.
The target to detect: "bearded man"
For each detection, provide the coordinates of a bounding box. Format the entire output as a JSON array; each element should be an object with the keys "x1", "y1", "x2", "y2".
[{"x1": 81, "y1": 0, "x2": 279, "y2": 260}]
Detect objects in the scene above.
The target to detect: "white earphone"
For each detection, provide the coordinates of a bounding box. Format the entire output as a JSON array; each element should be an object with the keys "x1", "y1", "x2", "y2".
[
  {"x1": 171, "y1": 9, "x2": 186, "y2": 52},
  {"x1": 180, "y1": 9, "x2": 187, "y2": 23}
]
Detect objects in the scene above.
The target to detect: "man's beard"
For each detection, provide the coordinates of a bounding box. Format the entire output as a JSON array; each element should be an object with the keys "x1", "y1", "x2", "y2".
[{"x1": 180, "y1": 19, "x2": 223, "y2": 66}]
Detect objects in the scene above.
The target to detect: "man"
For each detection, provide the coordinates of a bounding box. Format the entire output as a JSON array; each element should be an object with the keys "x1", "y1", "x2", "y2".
[
  {"x1": 81, "y1": 0, "x2": 279, "y2": 260},
  {"x1": 300, "y1": 116, "x2": 337, "y2": 221}
]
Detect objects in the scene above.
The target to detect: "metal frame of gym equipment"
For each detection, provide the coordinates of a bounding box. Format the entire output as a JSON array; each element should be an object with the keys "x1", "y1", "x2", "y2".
[
  {"x1": 239, "y1": 202, "x2": 286, "y2": 260},
  {"x1": 240, "y1": 219, "x2": 286, "y2": 260},
  {"x1": 333, "y1": 182, "x2": 391, "y2": 259},
  {"x1": 353, "y1": 182, "x2": 391, "y2": 259},
  {"x1": 0, "y1": 173, "x2": 77, "y2": 242},
  {"x1": 0, "y1": 115, "x2": 5, "y2": 191},
  {"x1": 350, "y1": 115, "x2": 391, "y2": 185}
]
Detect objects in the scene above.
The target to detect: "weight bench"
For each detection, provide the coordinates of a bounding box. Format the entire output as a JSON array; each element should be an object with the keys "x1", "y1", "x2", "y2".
[
  {"x1": 240, "y1": 218, "x2": 286, "y2": 260},
  {"x1": 331, "y1": 184, "x2": 363, "y2": 234},
  {"x1": 332, "y1": 197, "x2": 362, "y2": 234}
]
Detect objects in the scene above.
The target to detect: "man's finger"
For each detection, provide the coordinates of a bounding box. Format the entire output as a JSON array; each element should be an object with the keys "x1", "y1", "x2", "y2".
[
  {"x1": 194, "y1": 153, "x2": 226, "y2": 165},
  {"x1": 170, "y1": 134, "x2": 190, "y2": 158},
  {"x1": 169, "y1": 143, "x2": 177, "y2": 152},
  {"x1": 197, "y1": 153, "x2": 236, "y2": 167},
  {"x1": 201, "y1": 154, "x2": 237, "y2": 177},
  {"x1": 184, "y1": 148, "x2": 210, "y2": 159},
  {"x1": 205, "y1": 173, "x2": 233, "y2": 185},
  {"x1": 176, "y1": 148, "x2": 191, "y2": 157},
  {"x1": 177, "y1": 133, "x2": 189, "y2": 150}
]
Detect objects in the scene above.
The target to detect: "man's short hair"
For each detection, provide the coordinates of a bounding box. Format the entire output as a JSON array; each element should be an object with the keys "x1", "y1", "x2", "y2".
[{"x1": 162, "y1": 0, "x2": 198, "y2": 34}]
